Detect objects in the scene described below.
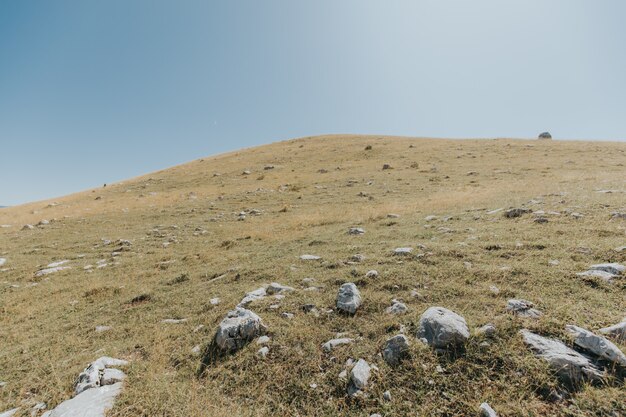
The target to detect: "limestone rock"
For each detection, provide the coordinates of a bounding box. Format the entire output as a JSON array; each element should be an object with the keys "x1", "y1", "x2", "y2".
[
  {"x1": 576, "y1": 269, "x2": 617, "y2": 283},
  {"x1": 504, "y1": 208, "x2": 531, "y2": 218},
  {"x1": 506, "y1": 299, "x2": 542, "y2": 319},
  {"x1": 0, "y1": 258, "x2": 5, "y2": 267},
  {"x1": 382, "y1": 334, "x2": 410, "y2": 366},
  {"x1": 322, "y1": 338, "x2": 353, "y2": 352},
  {"x1": 479, "y1": 402, "x2": 498, "y2": 417},
  {"x1": 598, "y1": 319, "x2": 626, "y2": 342},
  {"x1": 213, "y1": 308, "x2": 267, "y2": 353},
  {"x1": 348, "y1": 359, "x2": 371, "y2": 394},
  {"x1": 45, "y1": 383, "x2": 123, "y2": 417},
  {"x1": 519, "y1": 329, "x2": 604, "y2": 387},
  {"x1": 565, "y1": 325, "x2": 626, "y2": 367},
  {"x1": 75, "y1": 357, "x2": 129, "y2": 395},
  {"x1": 266, "y1": 283, "x2": 294, "y2": 295},
  {"x1": 237, "y1": 287, "x2": 267, "y2": 307},
  {"x1": 416, "y1": 307, "x2": 470, "y2": 348},
  {"x1": 393, "y1": 247, "x2": 413, "y2": 256},
  {"x1": 0, "y1": 409, "x2": 20, "y2": 417},
  {"x1": 588, "y1": 263, "x2": 625, "y2": 276},
  {"x1": 336, "y1": 283, "x2": 362, "y2": 314},
  {"x1": 386, "y1": 300, "x2": 408, "y2": 315}
]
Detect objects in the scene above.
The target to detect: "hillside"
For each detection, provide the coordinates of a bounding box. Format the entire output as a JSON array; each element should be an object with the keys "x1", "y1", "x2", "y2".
[{"x1": 0, "y1": 135, "x2": 625, "y2": 416}]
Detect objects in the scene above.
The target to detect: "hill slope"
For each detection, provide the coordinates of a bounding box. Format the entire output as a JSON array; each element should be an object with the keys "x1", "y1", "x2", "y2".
[{"x1": 1, "y1": 135, "x2": 625, "y2": 416}]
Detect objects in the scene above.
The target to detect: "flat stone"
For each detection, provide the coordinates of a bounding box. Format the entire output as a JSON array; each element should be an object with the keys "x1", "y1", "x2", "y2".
[
  {"x1": 322, "y1": 338, "x2": 353, "y2": 352},
  {"x1": 266, "y1": 283, "x2": 294, "y2": 295},
  {"x1": 576, "y1": 270, "x2": 617, "y2": 283},
  {"x1": 565, "y1": 325, "x2": 626, "y2": 367},
  {"x1": 0, "y1": 259, "x2": 5, "y2": 267},
  {"x1": 519, "y1": 329, "x2": 604, "y2": 387},
  {"x1": 161, "y1": 318, "x2": 187, "y2": 324},
  {"x1": 504, "y1": 208, "x2": 531, "y2": 218},
  {"x1": 393, "y1": 247, "x2": 413, "y2": 256},
  {"x1": 598, "y1": 319, "x2": 626, "y2": 342},
  {"x1": 257, "y1": 346, "x2": 269, "y2": 359},
  {"x1": 95, "y1": 326, "x2": 112, "y2": 333},
  {"x1": 506, "y1": 299, "x2": 542, "y2": 319},
  {"x1": 0, "y1": 409, "x2": 20, "y2": 417},
  {"x1": 75, "y1": 357, "x2": 128, "y2": 395},
  {"x1": 45, "y1": 382, "x2": 123, "y2": 417},
  {"x1": 300, "y1": 254, "x2": 321, "y2": 261},
  {"x1": 336, "y1": 283, "x2": 362, "y2": 314},
  {"x1": 35, "y1": 266, "x2": 71, "y2": 277},
  {"x1": 256, "y1": 336, "x2": 270, "y2": 345},
  {"x1": 588, "y1": 263, "x2": 625, "y2": 275},
  {"x1": 477, "y1": 324, "x2": 496, "y2": 338},
  {"x1": 210, "y1": 298, "x2": 220, "y2": 305},
  {"x1": 416, "y1": 307, "x2": 470, "y2": 348},
  {"x1": 382, "y1": 334, "x2": 410, "y2": 366}
]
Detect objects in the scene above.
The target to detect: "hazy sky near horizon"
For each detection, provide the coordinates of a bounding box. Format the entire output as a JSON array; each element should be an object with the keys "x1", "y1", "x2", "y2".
[{"x1": 1, "y1": 1, "x2": 625, "y2": 205}]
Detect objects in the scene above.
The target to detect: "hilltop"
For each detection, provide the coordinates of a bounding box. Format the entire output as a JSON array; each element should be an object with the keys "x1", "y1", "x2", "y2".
[{"x1": 0, "y1": 135, "x2": 625, "y2": 416}]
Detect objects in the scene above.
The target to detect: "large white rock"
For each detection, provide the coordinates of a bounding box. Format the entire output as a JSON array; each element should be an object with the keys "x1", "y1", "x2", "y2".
[
  {"x1": 520, "y1": 329, "x2": 604, "y2": 387},
  {"x1": 45, "y1": 383, "x2": 123, "y2": 417},
  {"x1": 565, "y1": 325, "x2": 626, "y2": 367},
  {"x1": 336, "y1": 283, "x2": 362, "y2": 314},
  {"x1": 416, "y1": 307, "x2": 469, "y2": 348},
  {"x1": 598, "y1": 318, "x2": 626, "y2": 341},
  {"x1": 382, "y1": 334, "x2": 410, "y2": 366},
  {"x1": 213, "y1": 308, "x2": 267, "y2": 352}
]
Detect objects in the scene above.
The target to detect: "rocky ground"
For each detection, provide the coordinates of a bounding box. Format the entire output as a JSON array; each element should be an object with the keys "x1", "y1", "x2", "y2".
[{"x1": 0, "y1": 135, "x2": 625, "y2": 416}]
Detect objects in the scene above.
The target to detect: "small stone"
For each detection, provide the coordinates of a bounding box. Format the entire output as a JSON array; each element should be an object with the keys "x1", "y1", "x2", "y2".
[
  {"x1": 506, "y1": 299, "x2": 542, "y2": 319},
  {"x1": 348, "y1": 227, "x2": 365, "y2": 235},
  {"x1": 479, "y1": 402, "x2": 498, "y2": 417},
  {"x1": 365, "y1": 270, "x2": 379, "y2": 278},
  {"x1": 382, "y1": 334, "x2": 410, "y2": 366},
  {"x1": 489, "y1": 285, "x2": 500, "y2": 295},
  {"x1": 548, "y1": 260, "x2": 560, "y2": 266},
  {"x1": 257, "y1": 346, "x2": 269, "y2": 359},
  {"x1": 256, "y1": 336, "x2": 270, "y2": 345},
  {"x1": 191, "y1": 345, "x2": 202, "y2": 355},
  {"x1": 349, "y1": 359, "x2": 371, "y2": 392},
  {"x1": 266, "y1": 283, "x2": 295, "y2": 295},
  {"x1": 383, "y1": 390, "x2": 392, "y2": 401},
  {"x1": 386, "y1": 300, "x2": 408, "y2": 315},
  {"x1": 210, "y1": 298, "x2": 220, "y2": 305},
  {"x1": 387, "y1": 213, "x2": 400, "y2": 218},
  {"x1": 588, "y1": 263, "x2": 625, "y2": 276},
  {"x1": 95, "y1": 326, "x2": 112, "y2": 333},
  {"x1": 322, "y1": 338, "x2": 353, "y2": 352},
  {"x1": 576, "y1": 269, "x2": 617, "y2": 283},
  {"x1": 300, "y1": 254, "x2": 321, "y2": 261},
  {"x1": 477, "y1": 324, "x2": 496, "y2": 338},
  {"x1": 161, "y1": 318, "x2": 188, "y2": 324},
  {"x1": 281, "y1": 312, "x2": 294, "y2": 319},
  {"x1": 338, "y1": 370, "x2": 348, "y2": 380},
  {"x1": 538, "y1": 132, "x2": 552, "y2": 139},
  {"x1": 565, "y1": 325, "x2": 626, "y2": 367},
  {"x1": 504, "y1": 208, "x2": 531, "y2": 218},
  {"x1": 336, "y1": 283, "x2": 362, "y2": 314},
  {"x1": 416, "y1": 307, "x2": 470, "y2": 348},
  {"x1": 393, "y1": 247, "x2": 413, "y2": 256},
  {"x1": 382, "y1": 164, "x2": 392, "y2": 170},
  {"x1": 598, "y1": 319, "x2": 626, "y2": 341}
]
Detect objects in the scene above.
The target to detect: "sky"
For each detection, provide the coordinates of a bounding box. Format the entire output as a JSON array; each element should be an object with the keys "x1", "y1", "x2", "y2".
[{"x1": 1, "y1": 1, "x2": 625, "y2": 206}]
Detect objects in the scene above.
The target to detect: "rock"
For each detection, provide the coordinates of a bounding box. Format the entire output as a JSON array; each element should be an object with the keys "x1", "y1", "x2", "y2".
[
  {"x1": 322, "y1": 338, "x2": 353, "y2": 352},
  {"x1": 161, "y1": 318, "x2": 187, "y2": 324},
  {"x1": 75, "y1": 357, "x2": 129, "y2": 395},
  {"x1": 22, "y1": 224, "x2": 34, "y2": 230},
  {"x1": 45, "y1": 383, "x2": 123, "y2": 417},
  {"x1": 387, "y1": 213, "x2": 400, "y2": 218},
  {"x1": 479, "y1": 402, "x2": 497, "y2": 417},
  {"x1": 519, "y1": 329, "x2": 604, "y2": 387},
  {"x1": 212, "y1": 308, "x2": 267, "y2": 353},
  {"x1": 534, "y1": 217, "x2": 548, "y2": 224},
  {"x1": 191, "y1": 345, "x2": 202, "y2": 355},
  {"x1": 576, "y1": 269, "x2": 618, "y2": 283},
  {"x1": 336, "y1": 283, "x2": 362, "y2": 314},
  {"x1": 237, "y1": 287, "x2": 267, "y2": 307},
  {"x1": 266, "y1": 283, "x2": 294, "y2": 295},
  {"x1": 538, "y1": 132, "x2": 552, "y2": 139},
  {"x1": 365, "y1": 270, "x2": 379, "y2": 278},
  {"x1": 386, "y1": 300, "x2": 408, "y2": 315},
  {"x1": 610, "y1": 212, "x2": 626, "y2": 220},
  {"x1": 382, "y1": 164, "x2": 392, "y2": 170},
  {"x1": 489, "y1": 285, "x2": 500, "y2": 295},
  {"x1": 588, "y1": 263, "x2": 625, "y2": 275},
  {"x1": 281, "y1": 312, "x2": 294, "y2": 319},
  {"x1": 300, "y1": 254, "x2": 321, "y2": 261},
  {"x1": 0, "y1": 409, "x2": 20, "y2": 417},
  {"x1": 598, "y1": 319, "x2": 626, "y2": 341},
  {"x1": 0, "y1": 259, "x2": 5, "y2": 267},
  {"x1": 506, "y1": 299, "x2": 542, "y2": 319},
  {"x1": 349, "y1": 254, "x2": 365, "y2": 263},
  {"x1": 257, "y1": 346, "x2": 269, "y2": 359},
  {"x1": 95, "y1": 326, "x2": 112, "y2": 333},
  {"x1": 210, "y1": 298, "x2": 220, "y2": 305},
  {"x1": 416, "y1": 307, "x2": 470, "y2": 348},
  {"x1": 477, "y1": 324, "x2": 496, "y2": 338},
  {"x1": 101, "y1": 368, "x2": 126, "y2": 386},
  {"x1": 383, "y1": 390, "x2": 392, "y2": 401},
  {"x1": 504, "y1": 208, "x2": 531, "y2": 218},
  {"x1": 614, "y1": 245, "x2": 626, "y2": 252},
  {"x1": 382, "y1": 334, "x2": 410, "y2": 366},
  {"x1": 565, "y1": 325, "x2": 626, "y2": 367},
  {"x1": 548, "y1": 260, "x2": 560, "y2": 266},
  {"x1": 256, "y1": 335, "x2": 270, "y2": 345},
  {"x1": 263, "y1": 165, "x2": 274, "y2": 170},
  {"x1": 348, "y1": 227, "x2": 365, "y2": 235},
  {"x1": 393, "y1": 247, "x2": 413, "y2": 256},
  {"x1": 35, "y1": 264, "x2": 71, "y2": 277},
  {"x1": 349, "y1": 359, "x2": 371, "y2": 393},
  {"x1": 31, "y1": 403, "x2": 47, "y2": 415}
]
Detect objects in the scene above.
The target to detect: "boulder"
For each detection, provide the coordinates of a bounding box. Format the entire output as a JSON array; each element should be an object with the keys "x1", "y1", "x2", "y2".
[
  {"x1": 598, "y1": 319, "x2": 626, "y2": 342},
  {"x1": 213, "y1": 308, "x2": 267, "y2": 353},
  {"x1": 416, "y1": 307, "x2": 470, "y2": 348},
  {"x1": 506, "y1": 299, "x2": 542, "y2": 319},
  {"x1": 382, "y1": 334, "x2": 410, "y2": 366},
  {"x1": 44, "y1": 383, "x2": 123, "y2": 417},
  {"x1": 519, "y1": 329, "x2": 604, "y2": 387},
  {"x1": 565, "y1": 325, "x2": 626, "y2": 367},
  {"x1": 336, "y1": 283, "x2": 362, "y2": 314}
]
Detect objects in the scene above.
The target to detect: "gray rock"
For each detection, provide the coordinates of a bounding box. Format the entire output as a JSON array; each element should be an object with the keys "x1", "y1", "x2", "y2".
[
  {"x1": 257, "y1": 346, "x2": 269, "y2": 359},
  {"x1": 75, "y1": 357, "x2": 128, "y2": 395},
  {"x1": 386, "y1": 300, "x2": 408, "y2": 315},
  {"x1": 266, "y1": 282, "x2": 294, "y2": 295},
  {"x1": 538, "y1": 132, "x2": 552, "y2": 139},
  {"x1": 237, "y1": 287, "x2": 267, "y2": 307},
  {"x1": 576, "y1": 269, "x2": 617, "y2": 283},
  {"x1": 45, "y1": 383, "x2": 123, "y2": 417},
  {"x1": 588, "y1": 263, "x2": 625, "y2": 276},
  {"x1": 161, "y1": 318, "x2": 187, "y2": 324},
  {"x1": 519, "y1": 329, "x2": 604, "y2": 387},
  {"x1": 336, "y1": 283, "x2": 362, "y2": 314},
  {"x1": 598, "y1": 319, "x2": 626, "y2": 341},
  {"x1": 393, "y1": 247, "x2": 413, "y2": 256},
  {"x1": 300, "y1": 254, "x2": 321, "y2": 261},
  {"x1": 95, "y1": 326, "x2": 111, "y2": 333},
  {"x1": 477, "y1": 324, "x2": 496, "y2": 338},
  {"x1": 382, "y1": 334, "x2": 410, "y2": 366},
  {"x1": 348, "y1": 227, "x2": 365, "y2": 235},
  {"x1": 479, "y1": 402, "x2": 497, "y2": 417},
  {"x1": 610, "y1": 212, "x2": 626, "y2": 220},
  {"x1": 416, "y1": 307, "x2": 470, "y2": 348},
  {"x1": 383, "y1": 390, "x2": 392, "y2": 401},
  {"x1": 365, "y1": 270, "x2": 379, "y2": 278},
  {"x1": 22, "y1": 224, "x2": 34, "y2": 230},
  {"x1": 349, "y1": 359, "x2": 371, "y2": 391},
  {"x1": 0, "y1": 409, "x2": 20, "y2": 417},
  {"x1": 322, "y1": 338, "x2": 353, "y2": 352},
  {"x1": 565, "y1": 325, "x2": 626, "y2": 367},
  {"x1": 0, "y1": 258, "x2": 5, "y2": 267},
  {"x1": 504, "y1": 208, "x2": 531, "y2": 218},
  {"x1": 213, "y1": 308, "x2": 267, "y2": 353},
  {"x1": 506, "y1": 299, "x2": 542, "y2": 319}
]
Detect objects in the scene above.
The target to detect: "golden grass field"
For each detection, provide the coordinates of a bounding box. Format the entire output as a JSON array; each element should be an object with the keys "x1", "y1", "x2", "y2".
[{"x1": 0, "y1": 135, "x2": 625, "y2": 416}]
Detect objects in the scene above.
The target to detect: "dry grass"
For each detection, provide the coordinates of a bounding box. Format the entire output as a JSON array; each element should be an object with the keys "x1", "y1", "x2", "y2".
[{"x1": 1, "y1": 135, "x2": 625, "y2": 416}]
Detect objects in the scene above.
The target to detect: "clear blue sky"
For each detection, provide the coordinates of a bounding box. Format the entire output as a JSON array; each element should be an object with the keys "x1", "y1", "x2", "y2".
[{"x1": 1, "y1": 1, "x2": 625, "y2": 205}]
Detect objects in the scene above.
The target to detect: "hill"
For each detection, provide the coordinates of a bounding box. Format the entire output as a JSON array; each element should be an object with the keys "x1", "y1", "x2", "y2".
[{"x1": 0, "y1": 135, "x2": 625, "y2": 416}]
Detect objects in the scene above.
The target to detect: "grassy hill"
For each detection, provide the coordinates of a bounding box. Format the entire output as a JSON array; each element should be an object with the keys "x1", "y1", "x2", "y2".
[{"x1": 0, "y1": 135, "x2": 625, "y2": 416}]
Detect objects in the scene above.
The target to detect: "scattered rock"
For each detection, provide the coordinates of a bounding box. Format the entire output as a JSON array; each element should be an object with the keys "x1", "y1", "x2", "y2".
[
  {"x1": 565, "y1": 325, "x2": 626, "y2": 367},
  {"x1": 209, "y1": 308, "x2": 267, "y2": 355},
  {"x1": 382, "y1": 164, "x2": 392, "y2": 170},
  {"x1": 382, "y1": 334, "x2": 410, "y2": 366},
  {"x1": 489, "y1": 285, "x2": 500, "y2": 295},
  {"x1": 281, "y1": 312, "x2": 294, "y2": 319},
  {"x1": 506, "y1": 299, "x2": 542, "y2": 319},
  {"x1": 365, "y1": 270, "x2": 379, "y2": 278},
  {"x1": 348, "y1": 227, "x2": 365, "y2": 235},
  {"x1": 588, "y1": 263, "x2": 625, "y2": 275},
  {"x1": 504, "y1": 208, "x2": 531, "y2": 218},
  {"x1": 610, "y1": 212, "x2": 626, "y2": 220},
  {"x1": 238, "y1": 287, "x2": 267, "y2": 307},
  {"x1": 257, "y1": 346, "x2": 269, "y2": 359},
  {"x1": 95, "y1": 326, "x2": 112, "y2": 333},
  {"x1": 256, "y1": 336, "x2": 270, "y2": 345},
  {"x1": 348, "y1": 359, "x2": 371, "y2": 395},
  {"x1": 393, "y1": 247, "x2": 413, "y2": 256},
  {"x1": 75, "y1": 357, "x2": 128, "y2": 395},
  {"x1": 383, "y1": 390, "x2": 392, "y2": 401},
  {"x1": 479, "y1": 402, "x2": 498, "y2": 417},
  {"x1": 266, "y1": 283, "x2": 294, "y2": 295},
  {"x1": 519, "y1": 329, "x2": 604, "y2": 387},
  {"x1": 322, "y1": 338, "x2": 353, "y2": 352},
  {"x1": 22, "y1": 224, "x2": 34, "y2": 230},
  {"x1": 0, "y1": 409, "x2": 20, "y2": 417},
  {"x1": 161, "y1": 318, "x2": 188, "y2": 324},
  {"x1": 576, "y1": 269, "x2": 618, "y2": 283},
  {"x1": 45, "y1": 383, "x2": 123, "y2": 417},
  {"x1": 387, "y1": 213, "x2": 400, "y2": 218},
  {"x1": 416, "y1": 307, "x2": 470, "y2": 348},
  {"x1": 300, "y1": 254, "x2": 321, "y2": 261},
  {"x1": 210, "y1": 298, "x2": 220, "y2": 305},
  {"x1": 476, "y1": 324, "x2": 496, "y2": 338},
  {"x1": 386, "y1": 300, "x2": 408, "y2": 315},
  {"x1": 0, "y1": 258, "x2": 5, "y2": 267},
  {"x1": 598, "y1": 318, "x2": 626, "y2": 342},
  {"x1": 336, "y1": 283, "x2": 362, "y2": 314}
]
